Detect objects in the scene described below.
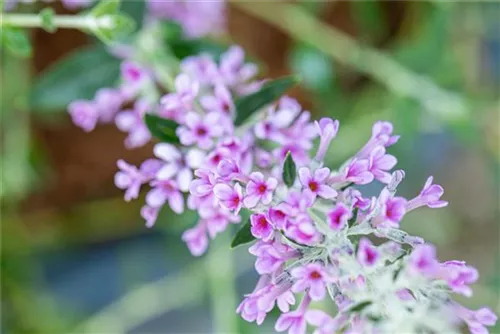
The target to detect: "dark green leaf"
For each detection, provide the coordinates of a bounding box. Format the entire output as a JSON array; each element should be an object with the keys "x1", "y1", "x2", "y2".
[
  {"x1": 346, "y1": 300, "x2": 372, "y2": 313},
  {"x1": 348, "y1": 207, "x2": 359, "y2": 228},
  {"x1": 144, "y1": 114, "x2": 180, "y2": 144},
  {"x1": 234, "y1": 76, "x2": 300, "y2": 126},
  {"x1": 161, "y1": 20, "x2": 184, "y2": 43},
  {"x1": 40, "y1": 8, "x2": 56, "y2": 33},
  {"x1": 168, "y1": 38, "x2": 228, "y2": 61},
  {"x1": 230, "y1": 218, "x2": 255, "y2": 248},
  {"x1": 282, "y1": 151, "x2": 297, "y2": 187},
  {"x1": 1, "y1": 27, "x2": 32, "y2": 57},
  {"x1": 30, "y1": 45, "x2": 120, "y2": 112}
]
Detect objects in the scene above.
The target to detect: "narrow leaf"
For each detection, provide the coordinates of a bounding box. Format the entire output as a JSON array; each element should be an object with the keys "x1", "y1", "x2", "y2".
[
  {"x1": 282, "y1": 151, "x2": 297, "y2": 187},
  {"x1": 347, "y1": 300, "x2": 372, "y2": 313},
  {"x1": 144, "y1": 114, "x2": 180, "y2": 144},
  {"x1": 230, "y1": 218, "x2": 255, "y2": 248},
  {"x1": 30, "y1": 45, "x2": 120, "y2": 112},
  {"x1": 234, "y1": 76, "x2": 300, "y2": 126}
]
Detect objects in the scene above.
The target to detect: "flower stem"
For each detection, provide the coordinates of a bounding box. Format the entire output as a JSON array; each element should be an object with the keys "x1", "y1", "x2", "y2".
[{"x1": 1, "y1": 13, "x2": 109, "y2": 31}]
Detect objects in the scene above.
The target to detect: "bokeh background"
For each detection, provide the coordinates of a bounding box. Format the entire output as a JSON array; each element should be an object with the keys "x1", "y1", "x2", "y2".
[{"x1": 1, "y1": 1, "x2": 499, "y2": 333}]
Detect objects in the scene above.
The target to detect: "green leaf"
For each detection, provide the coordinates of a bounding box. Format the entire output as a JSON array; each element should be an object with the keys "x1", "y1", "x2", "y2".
[
  {"x1": 30, "y1": 45, "x2": 120, "y2": 112},
  {"x1": 90, "y1": 0, "x2": 120, "y2": 17},
  {"x1": 40, "y1": 8, "x2": 56, "y2": 33},
  {"x1": 230, "y1": 218, "x2": 255, "y2": 248},
  {"x1": 1, "y1": 27, "x2": 32, "y2": 58},
  {"x1": 289, "y1": 44, "x2": 334, "y2": 93},
  {"x1": 348, "y1": 207, "x2": 359, "y2": 228},
  {"x1": 144, "y1": 114, "x2": 180, "y2": 144},
  {"x1": 92, "y1": 14, "x2": 136, "y2": 44},
  {"x1": 234, "y1": 76, "x2": 300, "y2": 126},
  {"x1": 168, "y1": 38, "x2": 228, "y2": 61},
  {"x1": 346, "y1": 300, "x2": 372, "y2": 313},
  {"x1": 282, "y1": 151, "x2": 297, "y2": 187}
]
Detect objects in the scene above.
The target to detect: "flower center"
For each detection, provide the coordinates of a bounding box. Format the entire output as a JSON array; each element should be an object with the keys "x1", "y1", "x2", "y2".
[
  {"x1": 257, "y1": 184, "x2": 267, "y2": 193},
  {"x1": 258, "y1": 216, "x2": 268, "y2": 228},
  {"x1": 308, "y1": 181, "x2": 319, "y2": 192},
  {"x1": 196, "y1": 126, "x2": 208, "y2": 136},
  {"x1": 309, "y1": 271, "x2": 322, "y2": 280}
]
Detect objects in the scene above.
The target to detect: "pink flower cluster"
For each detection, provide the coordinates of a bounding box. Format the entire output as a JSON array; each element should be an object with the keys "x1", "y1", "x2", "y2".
[
  {"x1": 146, "y1": 0, "x2": 226, "y2": 38},
  {"x1": 70, "y1": 38, "x2": 496, "y2": 333}
]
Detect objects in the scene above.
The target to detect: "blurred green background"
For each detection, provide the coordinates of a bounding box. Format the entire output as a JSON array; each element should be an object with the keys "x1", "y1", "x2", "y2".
[{"x1": 1, "y1": 1, "x2": 499, "y2": 333}]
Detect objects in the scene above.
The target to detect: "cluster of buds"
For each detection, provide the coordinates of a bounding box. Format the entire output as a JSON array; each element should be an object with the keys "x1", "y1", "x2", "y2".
[{"x1": 67, "y1": 31, "x2": 496, "y2": 332}]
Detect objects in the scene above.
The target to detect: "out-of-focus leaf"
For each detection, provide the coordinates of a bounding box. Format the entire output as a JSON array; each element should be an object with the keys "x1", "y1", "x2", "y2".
[
  {"x1": 89, "y1": 0, "x2": 120, "y2": 17},
  {"x1": 168, "y1": 38, "x2": 228, "y2": 61},
  {"x1": 30, "y1": 45, "x2": 120, "y2": 112},
  {"x1": 351, "y1": 1, "x2": 387, "y2": 42},
  {"x1": 144, "y1": 114, "x2": 180, "y2": 144},
  {"x1": 230, "y1": 218, "x2": 255, "y2": 248},
  {"x1": 234, "y1": 76, "x2": 300, "y2": 126},
  {"x1": 121, "y1": 0, "x2": 146, "y2": 28},
  {"x1": 40, "y1": 8, "x2": 56, "y2": 33},
  {"x1": 1, "y1": 27, "x2": 32, "y2": 57},
  {"x1": 289, "y1": 44, "x2": 333, "y2": 93},
  {"x1": 89, "y1": 0, "x2": 136, "y2": 44},
  {"x1": 92, "y1": 14, "x2": 136, "y2": 44},
  {"x1": 282, "y1": 151, "x2": 297, "y2": 188}
]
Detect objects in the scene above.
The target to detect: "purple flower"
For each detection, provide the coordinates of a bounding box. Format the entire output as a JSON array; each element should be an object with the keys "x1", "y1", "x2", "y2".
[
  {"x1": 250, "y1": 213, "x2": 275, "y2": 241},
  {"x1": 438, "y1": 261, "x2": 479, "y2": 297},
  {"x1": 298, "y1": 167, "x2": 337, "y2": 200},
  {"x1": 255, "y1": 97, "x2": 302, "y2": 141},
  {"x1": 190, "y1": 169, "x2": 217, "y2": 198},
  {"x1": 407, "y1": 176, "x2": 448, "y2": 211},
  {"x1": 314, "y1": 118, "x2": 339, "y2": 162},
  {"x1": 200, "y1": 84, "x2": 234, "y2": 116},
  {"x1": 146, "y1": 179, "x2": 184, "y2": 214},
  {"x1": 120, "y1": 61, "x2": 149, "y2": 98},
  {"x1": 455, "y1": 304, "x2": 498, "y2": 334},
  {"x1": 285, "y1": 216, "x2": 321, "y2": 246},
  {"x1": 356, "y1": 121, "x2": 399, "y2": 159},
  {"x1": 408, "y1": 244, "x2": 439, "y2": 277},
  {"x1": 154, "y1": 143, "x2": 205, "y2": 192},
  {"x1": 306, "y1": 310, "x2": 348, "y2": 334},
  {"x1": 372, "y1": 190, "x2": 407, "y2": 228},
  {"x1": 219, "y1": 46, "x2": 258, "y2": 87},
  {"x1": 357, "y1": 238, "x2": 379, "y2": 267},
  {"x1": 181, "y1": 54, "x2": 219, "y2": 86},
  {"x1": 94, "y1": 87, "x2": 123, "y2": 123},
  {"x1": 244, "y1": 172, "x2": 278, "y2": 208},
  {"x1": 268, "y1": 207, "x2": 288, "y2": 230},
  {"x1": 177, "y1": 112, "x2": 224, "y2": 149},
  {"x1": 115, "y1": 159, "x2": 158, "y2": 201},
  {"x1": 291, "y1": 263, "x2": 329, "y2": 301},
  {"x1": 330, "y1": 159, "x2": 374, "y2": 185},
  {"x1": 249, "y1": 241, "x2": 298, "y2": 275},
  {"x1": 327, "y1": 203, "x2": 352, "y2": 231},
  {"x1": 275, "y1": 295, "x2": 311, "y2": 334},
  {"x1": 141, "y1": 205, "x2": 160, "y2": 228},
  {"x1": 216, "y1": 158, "x2": 240, "y2": 180},
  {"x1": 182, "y1": 222, "x2": 208, "y2": 256},
  {"x1": 115, "y1": 99, "x2": 152, "y2": 148},
  {"x1": 68, "y1": 100, "x2": 99, "y2": 132},
  {"x1": 147, "y1": 0, "x2": 225, "y2": 38},
  {"x1": 368, "y1": 146, "x2": 397, "y2": 184},
  {"x1": 213, "y1": 183, "x2": 243, "y2": 213}
]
